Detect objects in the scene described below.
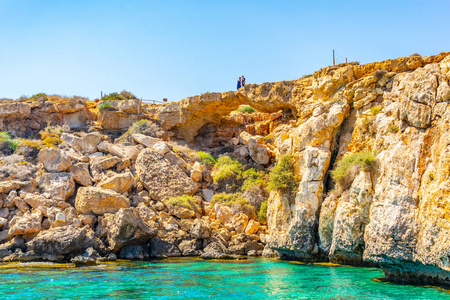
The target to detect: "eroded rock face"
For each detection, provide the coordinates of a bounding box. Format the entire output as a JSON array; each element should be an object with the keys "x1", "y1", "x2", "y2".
[
  {"x1": 75, "y1": 187, "x2": 130, "y2": 215},
  {"x1": 149, "y1": 91, "x2": 246, "y2": 142},
  {"x1": 135, "y1": 148, "x2": 197, "y2": 201}
]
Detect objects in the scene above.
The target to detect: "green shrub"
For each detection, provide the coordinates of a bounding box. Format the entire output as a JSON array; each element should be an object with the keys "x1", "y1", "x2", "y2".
[
  {"x1": 236, "y1": 106, "x2": 256, "y2": 114},
  {"x1": 242, "y1": 168, "x2": 267, "y2": 192},
  {"x1": 213, "y1": 156, "x2": 243, "y2": 189},
  {"x1": 0, "y1": 132, "x2": 21, "y2": 153},
  {"x1": 331, "y1": 151, "x2": 377, "y2": 190},
  {"x1": 370, "y1": 105, "x2": 382, "y2": 116},
  {"x1": 197, "y1": 151, "x2": 216, "y2": 166},
  {"x1": 165, "y1": 194, "x2": 199, "y2": 211},
  {"x1": 268, "y1": 154, "x2": 297, "y2": 195},
  {"x1": 388, "y1": 124, "x2": 399, "y2": 133},
  {"x1": 98, "y1": 102, "x2": 112, "y2": 111},
  {"x1": 211, "y1": 192, "x2": 253, "y2": 214},
  {"x1": 27, "y1": 93, "x2": 48, "y2": 102},
  {"x1": 101, "y1": 90, "x2": 137, "y2": 100},
  {"x1": 258, "y1": 200, "x2": 268, "y2": 222}
]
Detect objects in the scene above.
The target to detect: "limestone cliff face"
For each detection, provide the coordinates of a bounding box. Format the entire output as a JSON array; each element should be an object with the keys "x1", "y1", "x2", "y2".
[{"x1": 255, "y1": 52, "x2": 450, "y2": 285}]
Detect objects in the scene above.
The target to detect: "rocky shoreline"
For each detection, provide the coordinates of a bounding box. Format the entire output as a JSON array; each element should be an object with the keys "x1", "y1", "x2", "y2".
[{"x1": 2, "y1": 52, "x2": 450, "y2": 286}]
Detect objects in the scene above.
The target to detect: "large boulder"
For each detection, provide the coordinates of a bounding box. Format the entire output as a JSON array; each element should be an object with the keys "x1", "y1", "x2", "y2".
[
  {"x1": 38, "y1": 148, "x2": 72, "y2": 172},
  {"x1": 106, "y1": 208, "x2": 158, "y2": 251},
  {"x1": 248, "y1": 138, "x2": 270, "y2": 165},
  {"x1": 70, "y1": 163, "x2": 92, "y2": 186},
  {"x1": 27, "y1": 225, "x2": 104, "y2": 256},
  {"x1": 75, "y1": 187, "x2": 130, "y2": 215},
  {"x1": 38, "y1": 172, "x2": 75, "y2": 201},
  {"x1": 135, "y1": 148, "x2": 197, "y2": 201},
  {"x1": 149, "y1": 237, "x2": 181, "y2": 258},
  {"x1": 8, "y1": 210, "x2": 43, "y2": 236},
  {"x1": 97, "y1": 172, "x2": 135, "y2": 193},
  {"x1": 60, "y1": 132, "x2": 101, "y2": 154},
  {"x1": 190, "y1": 219, "x2": 212, "y2": 239},
  {"x1": 132, "y1": 134, "x2": 160, "y2": 148}
]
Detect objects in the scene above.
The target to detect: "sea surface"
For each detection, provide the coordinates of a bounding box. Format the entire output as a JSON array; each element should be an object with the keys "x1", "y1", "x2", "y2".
[{"x1": 0, "y1": 258, "x2": 449, "y2": 299}]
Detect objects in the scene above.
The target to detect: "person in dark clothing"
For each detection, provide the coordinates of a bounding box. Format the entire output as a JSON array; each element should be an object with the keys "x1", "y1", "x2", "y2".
[
  {"x1": 241, "y1": 75, "x2": 246, "y2": 87},
  {"x1": 237, "y1": 77, "x2": 242, "y2": 90}
]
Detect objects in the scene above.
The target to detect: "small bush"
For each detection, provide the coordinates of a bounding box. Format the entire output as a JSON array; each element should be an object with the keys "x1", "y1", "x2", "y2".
[
  {"x1": 370, "y1": 106, "x2": 382, "y2": 116},
  {"x1": 268, "y1": 154, "x2": 297, "y2": 195},
  {"x1": 101, "y1": 90, "x2": 137, "y2": 100},
  {"x1": 98, "y1": 102, "x2": 112, "y2": 111},
  {"x1": 236, "y1": 106, "x2": 256, "y2": 114},
  {"x1": 27, "y1": 93, "x2": 48, "y2": 102},
  {"x1": 242, "y1": 168, "x2": 267, "y2": 192},
  {"x1": 197, "y1": 151, "x2": 216, "y2": 166},
  {"x1": 213, "y1": 156, "x2": 244, "y2": 190},
  {"x1": 0, "y1": 132, "x2": 21, "y2": 154},
  {"x1": 211, "y1": 192, "x2": 253, "y2": 215},
  {"x1": 388, "y1": 124, "x2": 399, "y2": 133},
  {"x1": 331, "y1": 151, "x2": 377, "y2": 190},
  {"x1": 258, "y1": 200, "x2": 268, "y2": 222},
  {"x1": 165, "y1": 194, "x2": 199, "y2": 211}
]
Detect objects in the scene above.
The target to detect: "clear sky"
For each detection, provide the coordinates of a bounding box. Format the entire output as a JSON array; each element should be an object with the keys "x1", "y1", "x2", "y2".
[{"x1": 1, "y1": 0, "x2": 449, "y2": 102}]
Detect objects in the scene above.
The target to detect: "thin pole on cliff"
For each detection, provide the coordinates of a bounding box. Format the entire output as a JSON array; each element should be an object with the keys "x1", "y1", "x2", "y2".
[{"x1": 333, "y1": 50, "x2": 335, "y2": 66}]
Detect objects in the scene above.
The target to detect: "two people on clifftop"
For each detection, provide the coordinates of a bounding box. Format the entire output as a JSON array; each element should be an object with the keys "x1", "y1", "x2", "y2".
[{"x1": 237, "y1": 76, "x2": 245, "y2": 90}]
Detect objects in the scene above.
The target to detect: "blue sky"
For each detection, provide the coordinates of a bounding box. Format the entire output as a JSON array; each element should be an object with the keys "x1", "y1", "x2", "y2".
[{"x1": 0, "y1": 0, "x2": 449, "y2": 102}]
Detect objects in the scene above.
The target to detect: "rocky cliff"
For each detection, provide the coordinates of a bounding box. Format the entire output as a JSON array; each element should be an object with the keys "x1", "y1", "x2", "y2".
[{"x1": 1, "y1": 52, "x2": 450, "y2": 285}]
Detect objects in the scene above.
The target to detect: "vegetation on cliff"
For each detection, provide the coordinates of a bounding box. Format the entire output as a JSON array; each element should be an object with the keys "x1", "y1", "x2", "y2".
[
  {"x1": 331, "y1": 151, "x2": 377, "y2": 191},
  {"x1": 268, "y1": 154, "x2": 297, "y2": 196}
]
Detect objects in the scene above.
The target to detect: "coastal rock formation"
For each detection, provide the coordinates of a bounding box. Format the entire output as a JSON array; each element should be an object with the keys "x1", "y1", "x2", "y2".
[{"x1": 2, "y1": 52, "x2": 450, "y2": 286}]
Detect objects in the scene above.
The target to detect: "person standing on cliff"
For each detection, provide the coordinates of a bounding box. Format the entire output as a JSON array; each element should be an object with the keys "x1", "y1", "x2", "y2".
[
  {"x1": 237, "y1": 77, "x2": 242, "y2": 90},
  {"x1": 241, "y1": 75, "x2": 246, "y2": 87}
]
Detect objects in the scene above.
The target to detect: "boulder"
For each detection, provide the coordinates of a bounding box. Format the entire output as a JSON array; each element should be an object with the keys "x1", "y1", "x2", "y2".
[
  {"x1": 132, "y1": 134, "x2": 160, "y2": 148},
  {"x1": 152, "y1": 141, "x2": 170, "y2": 155},
  {"x1": 191, "y1": 219, "x2": 212, "y2": 239},
  {"x1": 150, "y1": 237, "x2": 181, "y2": 258},
  {"x1": 0, "y1": 181, "x2": 29, "y2": 194},
  {"x1": 119, "y1": 244, "x2": 150, "y2": 260},
  {"x1": 70, "y1": 163, "x2": 92, "y2": 186},
  {"x1": 90, "y1": 155, "x2": 121, "y2": 180},
  {"x1": 173, "y1": 206, "x2": 195, "y2": 219},
  {"x1": 202, "y1": 189, "x2": 214, "y2": 202},
  {"x1": 97, "y1": 172, "x2": 135, "y2": 193},
  {"x1": 179, "y1": 239, "x2": 202, "y2": 256},
  {"x1": 135, "y1": 148, "x2": 197, "y2": 201},
  {"x1": 38, "y1": 172, "x2": 75, "y2": 201},
  {"x1": 38, "y1": 148, "x2": 72, "y2": 172},
  {"x1": 27, "y1": 225, "x2": 104, "y2": 256},
  {"x1": 75, "y1": 187, "x2": 130, "y2": 215},
  {"x1": 8, "y1": 210, "x2": 43, "y2": 235},
  {"x1": 200, "y1": 242, "x2": 233, "y2": 259},
  {"x1": 248, "y1": 138, "x2": 270, "y2": 165},
  {"x1": 106, "y1": 207, "x2": 158, "y2": 251},
  {"x1": 60, "y1": 132, "x2": 101, "y2": 154},
  {"x1": 108, "y1": 144, "x2": 140, "y2": 161},
  {"x1": 214, "y1": 203, "x2": 234, "y2": 224},
  {"x1": 71, "y1": 247, "x2": 101, "y2": 266},
  {"x1": 136, "y1": 203, "x2": 157, "y2": 223},
  {"x1": 225, "y1": 213, "x2": 249, "y2": 234},
  {"x1": 245, "y1": 219, "x2": 261, "y2": 235},
  {"x1": 191, "y1": 162, "x2": 203, "y2": 182}
]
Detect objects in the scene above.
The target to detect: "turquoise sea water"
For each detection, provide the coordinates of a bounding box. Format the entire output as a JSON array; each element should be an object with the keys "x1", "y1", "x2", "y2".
[{"x1": 0, "y1": 258, "x2": 449, "y2": 299}]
